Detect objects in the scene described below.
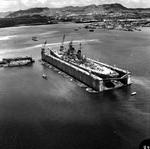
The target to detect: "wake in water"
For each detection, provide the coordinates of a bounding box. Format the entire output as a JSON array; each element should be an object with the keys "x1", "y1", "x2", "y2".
[
  {"x1": 132, "y1": 76, "x2": 150, "y2": 90},
  {"x1": 86, "y1": 88, "x2": 99, "y2": 93},
  {"x1": 0, "y1": 35, "x2": 17, "y2": 41},
  {"x1": 39, "y1": 31, "x2": 58, "y2": 36},
  {"x1": 0, "y1": 39, "x2": 100, "y2": 55},
  {"x1": 34, "y1": 39, "x2": 100, "y2": 48}
]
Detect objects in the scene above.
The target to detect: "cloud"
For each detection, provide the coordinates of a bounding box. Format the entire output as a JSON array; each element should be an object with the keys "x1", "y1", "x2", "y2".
[
  {"x1": 0, "y1": 0, "x2": 18, "y2": 11},
  {"x1": 21, "y1": 0, "x2": 47, "y2": 6},
  {"x1": 0, "y1": 0, "x2": 150, "y2": 12}
]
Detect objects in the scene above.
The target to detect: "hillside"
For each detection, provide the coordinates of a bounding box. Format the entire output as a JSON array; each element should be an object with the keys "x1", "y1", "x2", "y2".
[
  {"x1": 0, "y1": 11, "x2": 11, "y2": 18},
  {"x1": 5, "y1": 3, "x2": 130, "y2": 18},
  {"x1": 1, "y1": 3, "x2": 150, "y2": 19},
  {"x1": 0, "y1": 3, "x2": 150, "y2": 28}
]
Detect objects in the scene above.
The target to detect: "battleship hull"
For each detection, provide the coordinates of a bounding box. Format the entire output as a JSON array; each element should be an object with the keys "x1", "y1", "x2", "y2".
[{"x1": 41, "y1": 51, "x2": 131, "y2": 92}]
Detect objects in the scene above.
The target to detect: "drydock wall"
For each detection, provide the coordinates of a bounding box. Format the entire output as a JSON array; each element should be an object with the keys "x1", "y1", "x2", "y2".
[
  {"x1": 42, "y1": 53, "x2": 104, "y2": 91},
  {"x1": 89, "y1": 58, "x2": 131, "y2": 85}
]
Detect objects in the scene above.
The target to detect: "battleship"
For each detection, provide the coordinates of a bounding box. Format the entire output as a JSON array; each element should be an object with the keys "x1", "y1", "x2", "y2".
[{"x1": 41, "y1": 36, "x2": 131, "y2": 92}]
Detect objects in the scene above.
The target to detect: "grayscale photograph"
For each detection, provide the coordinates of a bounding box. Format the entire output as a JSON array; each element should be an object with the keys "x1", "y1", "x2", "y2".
[{"x1": 0, "y1": 0, "x2": 150, "y2": 149}]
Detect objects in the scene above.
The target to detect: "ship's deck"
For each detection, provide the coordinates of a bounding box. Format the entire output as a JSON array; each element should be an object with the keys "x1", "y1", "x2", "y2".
[{"x1": 50, "y1": 49, "x2": 119, "y2": 77}]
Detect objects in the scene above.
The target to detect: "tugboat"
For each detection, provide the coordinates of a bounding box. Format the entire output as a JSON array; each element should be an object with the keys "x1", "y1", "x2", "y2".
[
  {"x1": 131, "y1": 92, "x2": 136, "y2": 96},
  {"x1": 42, "y1": 73, "x2": 48, "y2": 79},
  {"x1": 41, "y1": 35, "x2": 131, "y2": 92}
]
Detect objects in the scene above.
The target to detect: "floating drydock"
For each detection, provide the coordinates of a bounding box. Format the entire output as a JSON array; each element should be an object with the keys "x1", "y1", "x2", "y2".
[
  {"x1": 0, "y1": 56, "x2": 35, "y2": 67},
  {"x1": 41, "y1": 39, "x2": 131, "y2": 92}
]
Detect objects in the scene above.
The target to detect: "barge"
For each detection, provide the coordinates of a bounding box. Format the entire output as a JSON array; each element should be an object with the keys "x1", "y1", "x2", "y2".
[
  {"x1": 0, "y1": 56, "x2": 35, "y2": 67},
  {"x1": 41, "y1": 37, "x2": 131, "y2": 92}
]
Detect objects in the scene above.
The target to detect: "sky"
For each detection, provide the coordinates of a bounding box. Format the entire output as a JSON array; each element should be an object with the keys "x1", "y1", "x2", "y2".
[{"x1": 0, "y1": 0, "x2": 149, "y2": 12}]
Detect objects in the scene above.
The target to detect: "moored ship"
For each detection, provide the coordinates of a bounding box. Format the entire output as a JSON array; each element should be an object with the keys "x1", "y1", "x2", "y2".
[
  {"x1": 0, "y1": 56, "x2": 35, "y2": 67},
  {"x1": 41, "y1": 36, "x2": 131, "y2": 92}
]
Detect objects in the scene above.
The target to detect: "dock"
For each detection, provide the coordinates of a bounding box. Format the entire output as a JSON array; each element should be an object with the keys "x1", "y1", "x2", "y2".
[{"x1": 41, "y1": 50, "x2": 131, "y2": 92}]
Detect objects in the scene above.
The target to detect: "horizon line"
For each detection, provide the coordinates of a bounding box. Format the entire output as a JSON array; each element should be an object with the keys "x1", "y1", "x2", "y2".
[{"x1": 0, "y1": 3, "x2": 150, "y2": 13}]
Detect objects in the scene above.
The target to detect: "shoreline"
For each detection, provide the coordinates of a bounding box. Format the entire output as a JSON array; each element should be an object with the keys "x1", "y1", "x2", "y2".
[{"x1": 0, "y1": 20, "x2": 149, "y2": 31}]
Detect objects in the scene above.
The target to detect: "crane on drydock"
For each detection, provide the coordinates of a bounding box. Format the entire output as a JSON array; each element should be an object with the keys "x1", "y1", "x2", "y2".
[
  {"x1": 41, "y1": 40, "x2": 47, "y2": 55},
  {"x1": 60, "y1": 34, "x2": 65, "y2": 51},
  {"x1": 43, "y1": 40, "x2": 47, "y2": 48}
]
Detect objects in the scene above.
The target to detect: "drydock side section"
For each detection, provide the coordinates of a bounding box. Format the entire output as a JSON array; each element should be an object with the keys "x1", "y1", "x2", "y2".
[
  {"x1": 41, "y1": 52, "x2": 131, "y2": 92},
  {"x1": 42, "y1": 52, "x2": 104, "y2": 91},
  {"x1": 88, "y1": 58, "x2": 131, "y2": 85}
]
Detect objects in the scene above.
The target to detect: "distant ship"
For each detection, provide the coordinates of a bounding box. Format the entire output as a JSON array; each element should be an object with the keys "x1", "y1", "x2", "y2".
[
  {"x1": 41, "y1": 35, "x2": 131, "y2": 92},
  {"x1": 32, "y1": 36, "x2": 38, "y2": 41}
]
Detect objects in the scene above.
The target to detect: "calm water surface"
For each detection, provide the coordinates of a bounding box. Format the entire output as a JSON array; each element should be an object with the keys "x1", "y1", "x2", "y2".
[{"x1": 0, "y1": 23, "x2": 150, "y2": 149}]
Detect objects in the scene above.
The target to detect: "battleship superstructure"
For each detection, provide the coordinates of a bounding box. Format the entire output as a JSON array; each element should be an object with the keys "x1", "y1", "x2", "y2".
[{"x1": 41, "y1": 36, "x2": 131, "y2": 92}]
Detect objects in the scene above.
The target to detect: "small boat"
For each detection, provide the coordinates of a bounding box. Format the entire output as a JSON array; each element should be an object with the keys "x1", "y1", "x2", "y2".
[
  {"x1": 89, "y1": 29, "x2": 94, "y2": 32},
  {"x1": 0, "y1": 61, "x2": 5, "y2": 67},
  {"x1": 74, "y1": 28, "x2": 78, "y2": 31},
  {"x1": 32, "y1": 36, "x2": 38, "y2": 41},
  {"x1": 131, "y1": 92, "x2": 136, "y2": 96},
  {"x1": 136, "y1": 28, "x2": 141, "y2": 31},
  {"x1": 42, "y1": 74, "x2": 47, "y2": 79}
]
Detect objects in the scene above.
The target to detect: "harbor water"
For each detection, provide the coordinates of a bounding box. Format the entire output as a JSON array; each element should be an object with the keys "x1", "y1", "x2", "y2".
[{"x1": 0, "y1": 23, "x2": 150, "y2": 149}]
